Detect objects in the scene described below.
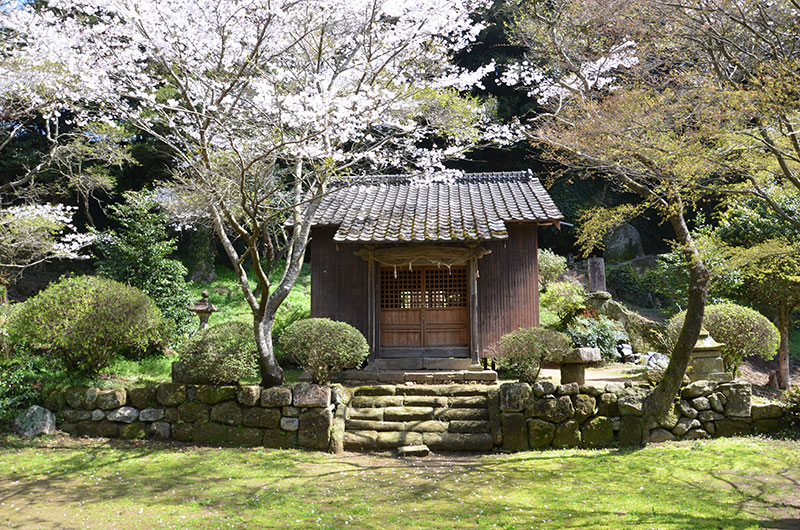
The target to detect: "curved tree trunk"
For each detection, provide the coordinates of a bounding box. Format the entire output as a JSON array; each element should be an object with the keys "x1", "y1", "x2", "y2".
[
  {"x1": 643, "y1": 212, "x2": 710, "y2": 421},
  {"x1": 776, "y1": 303, "x2": 792, "y2": 390},
  {"x1": 255, "y1": 316, "x2": 284, "y2": 387}
]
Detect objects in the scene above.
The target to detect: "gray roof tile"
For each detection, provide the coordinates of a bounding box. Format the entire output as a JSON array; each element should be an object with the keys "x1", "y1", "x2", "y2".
[{"x1": 312, "y1": 170, "x2": 563, "y2": 242}]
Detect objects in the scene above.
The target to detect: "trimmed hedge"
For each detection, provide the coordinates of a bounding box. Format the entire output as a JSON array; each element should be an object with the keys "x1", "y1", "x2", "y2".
[
  {"x1": 498, "y1": 327, "x2": 572, "y2": 384},
  {"x1": 178, "y1": 321, "x2": 259, "y2": 384},
  {"x1": 280, "y1": 318, "x2": 369, "y2": 384}
]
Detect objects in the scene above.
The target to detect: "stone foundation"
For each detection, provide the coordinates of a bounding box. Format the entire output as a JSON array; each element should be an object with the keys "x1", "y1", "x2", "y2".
[{"x1": 46, "y1": 382, "x2": 348, "y2": 453}]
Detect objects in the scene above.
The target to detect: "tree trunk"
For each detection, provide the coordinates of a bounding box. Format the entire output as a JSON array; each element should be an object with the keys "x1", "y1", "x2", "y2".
[
  {"x1": 255, "y1": 316, "x2": 284, "y2": 387},
  {"x1": 643, "y1": 212, "x2": 710, "y2": 421},
  {"x1": 776, "y1": 303, "x2": 792, "y2": 390}
]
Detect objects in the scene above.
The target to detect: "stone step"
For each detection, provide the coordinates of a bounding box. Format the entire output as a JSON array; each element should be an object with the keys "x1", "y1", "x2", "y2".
[
  {"x1": 334, "y1": 370, "x2": 498, "y2": 384},
  {"x1": 345, "y1": 419, "x2": 491, "y2": 434},
  {"x1": 344, "y1": 430, "x2": 493, "y2": 452}
]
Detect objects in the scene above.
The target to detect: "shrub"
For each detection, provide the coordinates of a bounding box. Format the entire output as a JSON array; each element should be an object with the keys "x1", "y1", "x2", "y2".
[
  {"x1": 95, "y1": 191, "x2": 194, "y2": 340},
  {"x1": 178, "y1": 321, "x2": 259, "y2": 384},
  {"x1": 280, "y1": 318, "x2": 369, "y2": 384},
  {"x1": 497, "y1": 327, "x2": 572, "y2": 383},
  {"x1": 0, "y1": 355, "x2": 52, "y2": 427},
  {"x1": 7, "y1": 276, "x2": 168, "y2": 373},
  {"x1": 667, "y1": 303, "x2": 779, "y2": 374},
  {"x1": 540, "y1": 280, "x2": 586, "y2": 325},
  {"x1": 538, "y1": 248, "x2": 567, "y2": 290},
  {"x1": 565, "y1": 315, "x2": 628, "y2": 361},
  {"x1": 783, "y1": 385, "x2": 800, "y2": 430}
]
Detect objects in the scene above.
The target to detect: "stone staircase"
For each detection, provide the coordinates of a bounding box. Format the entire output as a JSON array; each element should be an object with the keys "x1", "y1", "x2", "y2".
[{"x1": 343, "y1": 384, "x2": 498, "y2": 452}]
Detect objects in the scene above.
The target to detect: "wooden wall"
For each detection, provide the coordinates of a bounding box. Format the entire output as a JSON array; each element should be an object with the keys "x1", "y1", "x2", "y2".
[
  {"x1": 308, "y1": 227, "x2": 370, "y2": 340},
  {"x1": 477, "y1": 223, "x2": 539, "y2": 357}
]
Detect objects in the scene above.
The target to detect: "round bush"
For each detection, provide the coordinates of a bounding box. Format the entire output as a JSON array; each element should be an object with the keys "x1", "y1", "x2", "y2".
[
  {"x1": 667, "y1": 303, "x2": 779, "y2": 374},
  {"x1": 7, "y1": 276, "x2": 168, "y2": 373},
  {"x1": 280, "y1": 318, "x2": 369, "y2": 384},
  {"x1": 497, "y1": 327, "x2": 572, "y2": 384},
  {"x1": 178, "y1": 321, "x2": 258, "y2": 384}
]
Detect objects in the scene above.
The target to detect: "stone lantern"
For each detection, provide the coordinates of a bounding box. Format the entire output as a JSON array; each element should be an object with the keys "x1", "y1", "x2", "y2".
[
  {"x1": 689, "y1": 328, "x2": 733, "y2": 382},
  {"x1": 188, "y1": 290, "x2": 218, "y2": 330}
]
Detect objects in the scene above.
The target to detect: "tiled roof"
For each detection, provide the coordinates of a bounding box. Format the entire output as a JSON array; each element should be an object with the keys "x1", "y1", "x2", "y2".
[{"x1": 312, "y1": 170, "x2": 563, "y2": 242}]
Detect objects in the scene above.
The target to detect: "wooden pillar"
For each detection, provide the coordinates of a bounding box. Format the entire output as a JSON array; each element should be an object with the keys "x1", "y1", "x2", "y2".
[
  {"x1": 469, "y1": 259, "x2": 479, "y2": 364},
  {"x1": 367, "y1": 257, "x2": 377, "y2": 363}
]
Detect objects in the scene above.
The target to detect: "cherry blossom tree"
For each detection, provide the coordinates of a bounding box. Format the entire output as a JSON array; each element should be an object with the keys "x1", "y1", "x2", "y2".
[{"x1": 10, "y1": 0, "x2": 501, "y2": 385}]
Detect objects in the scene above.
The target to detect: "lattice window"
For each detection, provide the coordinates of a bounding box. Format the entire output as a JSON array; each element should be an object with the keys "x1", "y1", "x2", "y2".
[
  {"x1": 425, "y1": 267, "x2": 467, "y2": 308},
  {"x1": 380, "y1": 269, "x2": 423, "y2": 309}
]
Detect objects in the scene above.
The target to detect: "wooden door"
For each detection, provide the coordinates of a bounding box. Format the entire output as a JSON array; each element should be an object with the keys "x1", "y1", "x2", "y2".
[{"x1": 380, "y1": 266, "x2": 469, "y2": 350}]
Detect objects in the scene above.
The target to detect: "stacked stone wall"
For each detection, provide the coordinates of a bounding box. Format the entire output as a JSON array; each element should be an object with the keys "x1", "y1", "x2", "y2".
[{"x1": 45, "y1": 383, "x2": 349, "y2": 453}]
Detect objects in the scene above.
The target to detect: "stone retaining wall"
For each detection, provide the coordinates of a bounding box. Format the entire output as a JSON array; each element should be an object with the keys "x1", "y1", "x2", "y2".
[
  {"x1": 497, "y1": 380, "x2": 786, "y2": 450},
  {"x1": 44, "y1": 383, "x2": 349, "y2": 453}
]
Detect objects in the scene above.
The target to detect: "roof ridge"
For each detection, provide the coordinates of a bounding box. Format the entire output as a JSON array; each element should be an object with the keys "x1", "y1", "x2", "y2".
[{"x1": 330, "y1": 170, "x2": 535, "y2": 188}]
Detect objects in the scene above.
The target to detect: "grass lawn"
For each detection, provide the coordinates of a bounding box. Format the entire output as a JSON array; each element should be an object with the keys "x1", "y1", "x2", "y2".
[{"x1": 1, "y1": 436, "x2": 798, "y2": 529}]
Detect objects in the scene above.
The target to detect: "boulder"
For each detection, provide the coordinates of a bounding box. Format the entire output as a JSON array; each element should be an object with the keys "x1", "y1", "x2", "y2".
[
  {"x1": 751, "y1": 403, "x2": 784, "y2": 420},
  {"x1": 228, "y1": 427, "x2": 264, "y2": 447},
  {"x1": 156, "y1": 383, "x2": 186, "y2": 406},
  {"x1": 582, "y1": 416, "x2": 614, "y2": 448},
  {"x1": 691, "y1": 397, "x2": 711, "y2": 411},
  {"x1": 298, "y1": 408, "x2": 333, "y2": 450},
  {"x1": 682, "y1": 381, "x2": 717, "y2": 399},
  {"x1": 708, "y1": 393, "x2": 725, "y2": 414},
  {"x1": 645, "y1": 352, "x2": 669, "y2": 370},
  {"x1": 605, "y1": 382, "x2": 625, "y2": 395},
  {"x1": 532, "y1": 381, "x2": 556, "y2": 398},
  {"x1": 579, "y1": 384, "x2": 605, "y2": 397},
  {"x1": 139, "y1": 408, "x2": 165, "y2": 422},
  {"x1": 149, "y1": 421, "x2": 171, "y2": 439},
  {"x1": 210, "y1": 401, "x2": 243, "y2": 425},
  {"x1": 677, "y1": 400, "x2": 698, "y2": 419},
  {"x1": 597, "y1": 393, "x2": 620, "y2": 417},
  {"x1": 529, "y1": 396, "x2": 574, "y2": 423},
  {"x1": 672, "y1": 417, "x2": 700, "y2": 436},
  {"x1": 714, "y1": 419, "x2": 750, "y2": 438},
  {"x1": 64, "y1": 387, "x2": 98, "y2": 410},
  {"x1": 683, "y1": 428, "x2": 709, "y2": 440},
  {"x1": 500, "y1": 383, "x2": 531, "y2": 412},
  {"x1": 171, "y1": 423, "x2": 193, "y2": 442},
  {"x1": 179, "y1": 402, "x2": 210, "y2": 422},
  {"x1": 119, "y1": 422, "x2": 147, "y2": 439},
  {"x1": 62, "y1": 409, "x2": 92, "y2": 422},
  {"x1": 527, "y1": 419, "x2": 556, "y2": 449},
  {"x1": 107, "y1": 407, "x2": 139, "y2": 423},
  {"x1": 92, "y1": 419, "x2": 119, "y2": 438},
  {"x1": 282, "y1": 406, "x2": 301, "y2": 418},
  {"x1": 193, "y1": 422, "x2": 230, "y2": 445},
  {"x1": 572, "y1": 394, "x2": 596, "y2": 424},
  {"x1": 197, "y1": 385, "x2": 237, "y2": 405},
  {"x1": 293, "y1": 384, "x2": 331, "y2": 408},
  {"x1": 96, "y1": 389, "x2": 126, "y2": 410},
  {"x1": 422, "y1": 433, "x2": 493, "y2": 452},
  {"x1": 91, "y1": 410, "x2": 106, "y2": 421},
  {"x1": 128, "y1": 387, "x2": 157, "y2": 409},
  {"x1": 242, "y1": 407, "x2": 281, "y2": 429},
  {"x1": 552, "y1": 420, "x2": 581, "y2": 448},
  {"x1": 557, "y1": 382, "x2": 580, "y2": 396},
  {"x1": 649, "y1": 428, "x2": 677, "y2": 443},
  {"x1": 603, "y1": 222, "x2": 644, "y2": 262},
  {"x1": 261, "y1": 387, "x2": 292, "y2": 407},
  {"x1": 618, "y1": 387, "x2": 648, "y2": 416},
  {"x1": 657, "y1": 405, "x2": 680, "y2": 431},
  {"x1": 502, "y1": 413, "x2": 528, "y2": 451},
  {"x1": 237, "y1": 385, "x2": 262, "y2": 407},
  {"x1": 618, "y1": 416, "x2": 643, "y2": 446},
  {"x1": 719, "y1": 383, "x2": 751, "y2": 418},
  {"x1": 698, "y1": 410, "x2": 725, "y2": 422},
  {"x1": 13, "y1": 406, "x2": 56, "y2": 438}
]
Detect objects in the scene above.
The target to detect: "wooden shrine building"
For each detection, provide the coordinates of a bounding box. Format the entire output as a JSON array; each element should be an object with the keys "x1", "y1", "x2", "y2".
[{"x1": 307, "y1": 170, "x2": 563, "y2": 371}]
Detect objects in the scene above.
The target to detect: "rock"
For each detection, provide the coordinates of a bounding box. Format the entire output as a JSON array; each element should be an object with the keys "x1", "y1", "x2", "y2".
[
  {"x1": 582, "y1": 416, "x2": 614, "y2": 448},
  {"x1": 618, "y1": 416, "x2": 643, "y2": 446},
  {"x1": 345, "y1": 430, "x2": 377, "y2": 451},
  {"x1": 572, "y1": 394, "x2": 596, "y2": 423},
  {"x1": 488, "y1": 387, "x2": 503, "y2": 447},
  {"x1": 156, "y1": 383, "x2": 186, "y2": 406},
  {"x1": 603, "y1": 222, "x2": 644, "y2": 261},
  {"x1": 448, "y1": 421, "x2": 491, "y2": 434},
  {"x1": 530, "y1": 396, "x2": 575, "y2": 423},
  {"x1": 384, "y1": 406, "x2": 434, "y2": 422},
  {"x1": 753, "y1": 419, "x2": 782, "y2": 435},
  {"x1": 331, "y1": 386, "x2": 348, "y2": 405},
  {"x1": 179, "y1": 402, "x2": 210, "y2": 422},
  {"x1": 683, "y1": 428, "x2": 709, "y2": 440},
  {"x1": 261, "y1": 387, "x2": 292, "y2": 407},
  {"x1": 597, "y1": 393, "x2": 620, "y2": 417},
  {"x1": 682, "y1": 380, "x2": 717, "y2": 399},
  {"x1": 527, "y1": 419, "x2": 556, "y2": 448},
  {"x1": 751, "y1": 403, "x2": 784, "y2": 420},
  {"x1": 331, "y1": 404, "x2": 346, "y2": 454},
  {"x1": 677, "y1": 400, "x2": 698, "y2": 419},
  {"x1": 128, "y1": 387, "x2": 157, "y2": 409},
  {"x1": 376, "y1": 431, "x2": 423, "y2": 449},
  {"x1": 92, "y1": 420, "x2": 119, "y2": 438},
  {"x1": 282, "y1": 406, "x2": 301, "y2": 417},
  {"x1": 193, "y1": 422, "x2": 230, "y2": 445},
  {"x1": 350, "y1": 396, "x2": 403, "y2": 408},
  {"x1": 691, "y1": 397, "x2": 711, "y2": 411},
  {"x1": 119, "y1": 422, "x2": 147, "y2": 439},
  {"x1": 447, "y1": 396, "x2": 487, "y2": 408},
  {"x1": 96, "y1": 389, "x2": 126, "y2": 410},
  {"x1": 149, "y1": 421, "x2": 170, "y2": 439},
  {"x1": 657, "y1": 405, "x2": 680, "y2": 430},
  {"x1": 171, "y1": 423, "x2": 193, "y2": 442},
  {"x1": 298, "y1": 408, "x2": 333, "y2": 450},
  {"x1": 698, "y1": 410, "x2": 725, "y2": 422},
  {"x1": 107, "y1": 406, "x2": 139, "y2": 423},
  {"x1": 557, "y1": 382, "x2": 580, "y2": 396},
  {"x1": 708, "y1": 393, "x2": 725, "y2": 413},
  {"x1": 619, "y1": 344, "x2": 634, "y2": 362},
  {"x1": 579, "y1": 384, "x2": 605, "y2": 397},
  {"x1": 605, "y1": 382, "x2": 625, "y2": 395},
  {"x1": 228, "y1": 427, "x2": 264, "y2": 447},
  {"x1": 500, "y1": 383, "x2": 531, "y2": 412},
  {"x1": 436, "y1": 408, "x2": 489, "y2": 421},
  {"x1": 44, "y1": 390, "x2": 67, "y2": 412},
  {"x1": 13, "y1": 406, "x2": 56, "y2": 438},
  {"x1": 645, "y1": 352, "x2": 669, "y2": 370},
  {"x1": 263, "y1": 429, "x2": 296, "y2": 448},
  {"x1": 398, "y1": 445, "x2": 430, "y2": 457},
  {"x1": 139, "y1": 408, "x2": 164, "y2": 422},
  {"x1": 242, "y1": 407, "x2": 281, "y2": 429},
  {"x1": 237, "y1": 385, "x2": 262, "y2": 406},
  {"x1": 422, "y1": 433, "x2": 493, "y2": 451},
  {"x1": 502, "y1": 413, "x2": 528, "y2": 451},
  {"x1": 720, "y1": 383, "x2": 751, "y2": 418},
  {"x1": 210, "y1": 401, "x2": 243, "y2": 425},
  {"x1": 672, "y1": 417, "x2": 700, "y2": 436},
  {"x1": 64, "y1": 387, "x2": 98, "y2": 410},
  {"x1": 618, "y1": 387, "x2": 648, "y2": 416},
  {"x1": 552, "y1": 420, "x2": 581, "y2": 448},
  {"x1": 91, "y1": 410, "x2": 105, "y2": 421},
  {"x1": 348, "y1": 408, "x2": 383, "y2": 421},
  {"x1": 197, "y1": 385, "x2": 237, "y2": 405},
  {"x1": 714, "y1": 419, "x2": 750, "y2": 437},
  {"x1": 649, "y1": 428, "x2": 676, "y2": 443},
  {"x1": 164, "y1": 407, "x2": 180, "y2": 422},
  {"x1": 293, "y1": 384, "x2": 331, "y2": 408},
  {"x1": 532, "y1": 381, "x2": 556, "y2": 398},
  {"x1": 280, "y1": 417, "x2": 299, "y2": 431},
  {"x1": 62, "y1": 409, "x2": 92, "y2": 422}
]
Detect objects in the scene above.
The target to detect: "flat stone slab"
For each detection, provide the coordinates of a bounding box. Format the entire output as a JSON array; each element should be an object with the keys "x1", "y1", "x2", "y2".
[
  {"x1": 561, "y1": 347, "x2": 602, "y2": 363},
  {"x1": 398, "y1": 444, "x2": 430, "y2": 457}
]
